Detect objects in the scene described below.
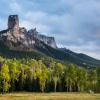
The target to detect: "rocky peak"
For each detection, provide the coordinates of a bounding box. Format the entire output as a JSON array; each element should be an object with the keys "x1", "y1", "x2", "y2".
[
  {"x1": 8, "y1": 15, "x2": 19, "y2": 29},
  {"x1": 8, "y1": 15, "x2": 19, "y2": 35},
  {"x1": 0, "y1": 15, "x2": 57, "y2": 51},
  {"x1": 28, "y1": 28, "x2": 57, "y2": 48}
]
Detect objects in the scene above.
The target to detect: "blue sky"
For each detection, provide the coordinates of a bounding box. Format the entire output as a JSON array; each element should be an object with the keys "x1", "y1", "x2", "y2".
[{"x1": 0, "y1": 0, "x2": 100, "y2": 59}]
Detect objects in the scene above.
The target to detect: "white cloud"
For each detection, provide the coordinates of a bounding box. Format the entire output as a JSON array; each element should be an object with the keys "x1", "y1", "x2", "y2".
[
  {"x1": 9, "y1": 0, "x2": 22, "y2": 13},
  {"x1": 0, "y1": 18, "x2": 7, "y2": 30},
  {"x1": 20, "y1": 20, "x2": 32, "y2": 29}
]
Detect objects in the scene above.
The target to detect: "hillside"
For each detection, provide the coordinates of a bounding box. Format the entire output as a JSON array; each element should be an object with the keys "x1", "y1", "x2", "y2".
[
  {"x1": 34, "y1": 42, "x2": 100, "y2": 68},
  {"x1": 0, "y1": 15, "x2": 100, "y2": 69},
  {"x1": 0, "y1": 40, "x2": 100, "y2": 69}
]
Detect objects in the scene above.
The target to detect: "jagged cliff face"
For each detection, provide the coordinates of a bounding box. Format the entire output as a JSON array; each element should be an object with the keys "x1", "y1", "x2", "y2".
[
  {"x1": 0, "y1": 15, "x2": 57, "y2": 51},
  {"x1": 28, "y1": 29, "x2": 57, "y2": 48}
]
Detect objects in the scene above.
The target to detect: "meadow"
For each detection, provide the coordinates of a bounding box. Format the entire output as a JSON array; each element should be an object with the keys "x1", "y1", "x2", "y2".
[{"x1": 0, "y1": 92, "x2": 100, "y2": 100}]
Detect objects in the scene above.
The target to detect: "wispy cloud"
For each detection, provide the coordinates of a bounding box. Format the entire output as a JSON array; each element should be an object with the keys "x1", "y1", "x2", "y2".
[{"x1": 9, "y1": 0, "x2": 22, "y2": 13}]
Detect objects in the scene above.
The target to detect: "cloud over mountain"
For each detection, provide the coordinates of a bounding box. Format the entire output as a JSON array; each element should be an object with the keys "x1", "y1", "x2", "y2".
[{"x1": 0, "y1": 0, "x2": 100, "y2": 59}]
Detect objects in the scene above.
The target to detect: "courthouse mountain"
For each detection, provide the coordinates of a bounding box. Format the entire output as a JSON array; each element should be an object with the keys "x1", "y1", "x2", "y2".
[{"x1": 0, "y1": 15, "x2": 100, "y2": 68}]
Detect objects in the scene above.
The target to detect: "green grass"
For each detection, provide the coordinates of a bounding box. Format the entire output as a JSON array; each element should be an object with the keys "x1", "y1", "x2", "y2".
[{"x1": 0, "y1": 92, "x2": 100, "y2": 100}]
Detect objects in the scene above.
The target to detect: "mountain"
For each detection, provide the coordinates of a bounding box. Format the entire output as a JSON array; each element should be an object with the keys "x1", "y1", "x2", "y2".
[
  {"x1": 0, "y1": 15, "x2": 57, "y2": 51},
  {"x1": 33, "y1": 42, "x2": 100, "y2": 68},
  {"x1": 0, "y1": 15, "x2": 100, "y2": 69},
  {"x1": 58, "y1": 48, "x2": 100, "y2": 68}
]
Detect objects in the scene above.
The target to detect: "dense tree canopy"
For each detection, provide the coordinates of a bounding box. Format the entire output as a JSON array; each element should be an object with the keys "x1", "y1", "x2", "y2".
[{"x1": 0, "y1": 56, "x2": 100, "y2": 93}]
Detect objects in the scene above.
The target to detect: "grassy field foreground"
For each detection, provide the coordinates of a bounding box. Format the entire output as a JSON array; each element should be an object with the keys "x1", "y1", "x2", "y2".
[{"x1": 0, "y1": 93, "x2": 100, "y2": 100}]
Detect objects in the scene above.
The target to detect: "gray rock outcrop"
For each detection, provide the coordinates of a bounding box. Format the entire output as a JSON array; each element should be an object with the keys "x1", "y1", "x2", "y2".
[{"x1": 0, "y1": 15, "x2": 57, "y2": 51}]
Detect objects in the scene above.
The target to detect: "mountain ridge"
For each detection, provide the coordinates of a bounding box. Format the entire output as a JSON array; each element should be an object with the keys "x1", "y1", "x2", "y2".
[
  {"x1": 0, "y1": 15, "x2": 57, "y2": 51},
  {"x1": 0, "y1": 15, "x2": 100, "y2": 68}
]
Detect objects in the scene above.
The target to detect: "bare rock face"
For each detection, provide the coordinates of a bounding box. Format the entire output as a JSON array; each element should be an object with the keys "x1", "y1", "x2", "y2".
[
  {"x1": 28, "y1": 29, "x2": 57, "y2": 48},
  {"x1": 8, "y1": 15, "x2": 19, "y2": 29},
  {"x1": 8, "y1": 15, "x2": 19, "y2": 35},
  {"x1": 0, "y1": 15, "x2": 57, "y2": 51}
]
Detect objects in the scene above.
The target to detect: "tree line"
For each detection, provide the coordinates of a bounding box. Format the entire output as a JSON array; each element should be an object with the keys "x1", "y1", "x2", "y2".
[{"x1": 0, "y1": 56, "x2": 100, "y2": 93}]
